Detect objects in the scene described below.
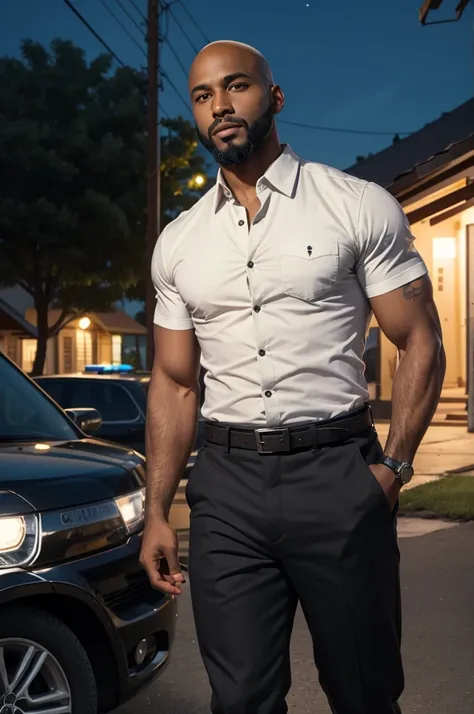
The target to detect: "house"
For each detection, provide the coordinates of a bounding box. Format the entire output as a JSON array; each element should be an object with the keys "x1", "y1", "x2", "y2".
[
  {"x1": 0, "y1": 297, "x2": 38, "y2": 364},
  {"x1": 345, "y1": 97, "x2": 474, "y2": 416},
  {"x1": 0, "y1": 287, "x2": 146, "y2": 374}
]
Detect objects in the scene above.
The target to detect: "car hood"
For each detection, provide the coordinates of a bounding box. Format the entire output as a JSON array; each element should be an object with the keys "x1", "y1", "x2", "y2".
[{"x1": 0, "y1": 438, "x2": 146, "y2": 512}]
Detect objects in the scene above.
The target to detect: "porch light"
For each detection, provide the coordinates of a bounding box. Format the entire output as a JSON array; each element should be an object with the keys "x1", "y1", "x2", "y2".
[
  {"x1": 78, "y1": 316, "x2": 91, "y2": 330},
  {"x1": 433, "y1": 237, "x2": 457, "y2": 260}
]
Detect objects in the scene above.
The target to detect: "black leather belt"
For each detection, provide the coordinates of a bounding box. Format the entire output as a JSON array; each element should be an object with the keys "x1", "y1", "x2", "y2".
[{"x1": 204, "y1": 406, "x2": 373, "y2": 454}]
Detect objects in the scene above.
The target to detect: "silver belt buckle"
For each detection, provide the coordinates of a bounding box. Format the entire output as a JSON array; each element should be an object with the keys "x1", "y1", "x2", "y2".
[{"x1": 254, "y1": 428, "x2": 291, "y2": 454}]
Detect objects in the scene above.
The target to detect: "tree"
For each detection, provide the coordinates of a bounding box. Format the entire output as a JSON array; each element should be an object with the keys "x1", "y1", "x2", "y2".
[
  {"x1": 125, "y1": 116, "x2": 210, "y2": 303},
  {"x1": 161, "y1": 116, "x2": 210, "y2": 225},
  {"x1": 0, "y1": 39, "x2": 147, "y2": 374},
  {"x1": 0, "y1": 39, "x2": 207, "y2": 374}
]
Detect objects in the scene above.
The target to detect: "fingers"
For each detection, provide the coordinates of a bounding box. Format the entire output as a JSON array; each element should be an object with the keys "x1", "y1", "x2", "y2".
[
  {"x1": 163, "y1": 545, "x2": 185, "y2": 581},
  {"x1": 140, "y1": 554, "x2": 183, "y2": 595},
  {"x1": 161, "y1": 545, "x2": 185, "y2": 591}
]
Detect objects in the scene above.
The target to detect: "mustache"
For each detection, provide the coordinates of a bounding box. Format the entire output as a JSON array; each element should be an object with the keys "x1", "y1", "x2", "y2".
[{"x1": 208, "y1": 116, "x2": 249, "y2": 138}]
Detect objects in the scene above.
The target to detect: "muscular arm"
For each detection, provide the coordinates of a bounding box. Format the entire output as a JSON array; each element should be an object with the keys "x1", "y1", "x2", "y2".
[
  {"x1": 370, "y1": 274, "x2": 446, "y2": 463},
  {"x1": 145, "y1": 325, "x2": 201, "y2": 520}
]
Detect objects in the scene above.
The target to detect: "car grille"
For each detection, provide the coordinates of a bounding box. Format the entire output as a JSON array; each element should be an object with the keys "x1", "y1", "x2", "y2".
[
  {"x1": 102, "y1": 531, "x2": 189, "y2": 614},
  {"x1": 102, "y1": 570, "x2": 162, "y2": 613}
]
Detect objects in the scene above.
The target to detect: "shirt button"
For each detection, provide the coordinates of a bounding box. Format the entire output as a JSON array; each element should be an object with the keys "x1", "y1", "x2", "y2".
[
  {"x1": 265, "y1": 390, "x2": 272, "y2": 397},
  {"x1": 259, "y1": 349, "x2": 266, "y2": 357},
  {"x1": 238, "y1": 219, "x2": 245, "y2": 226},
  {"x1": 247, "y1": 261, "x2": 254, "y2": 268},
  {"x1": 253, "y1": 305, "x2": 261, "y2": 313}
]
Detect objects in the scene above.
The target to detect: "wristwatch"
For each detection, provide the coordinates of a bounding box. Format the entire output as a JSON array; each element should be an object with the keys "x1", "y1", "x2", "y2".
[{"x1": 379, "y1": 455, "x2": 414, "y2": 486}]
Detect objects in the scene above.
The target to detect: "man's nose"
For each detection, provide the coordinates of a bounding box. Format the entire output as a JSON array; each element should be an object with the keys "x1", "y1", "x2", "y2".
[{"x1": 212, "y1": 92, "x2": 234, "y2": 118}]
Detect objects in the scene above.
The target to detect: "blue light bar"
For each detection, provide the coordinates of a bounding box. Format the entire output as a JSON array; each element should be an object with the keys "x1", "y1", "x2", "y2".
[{"x1": 84, "y1": 364, "x2": 134, "y2": 374}]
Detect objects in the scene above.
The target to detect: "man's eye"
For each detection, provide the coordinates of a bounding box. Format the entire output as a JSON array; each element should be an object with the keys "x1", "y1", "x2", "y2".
[
  {"x1": 229, "y1": 83, "x2": 249, "y2": 92},
  {"x1": 196, "y1": 93, "x2": 210, "y2": 103}
]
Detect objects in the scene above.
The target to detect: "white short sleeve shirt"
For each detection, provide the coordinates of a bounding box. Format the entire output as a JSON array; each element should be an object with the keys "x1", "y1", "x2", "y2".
[{"x1": 152, "y1": 145, "x2": 427, "y2": 425}]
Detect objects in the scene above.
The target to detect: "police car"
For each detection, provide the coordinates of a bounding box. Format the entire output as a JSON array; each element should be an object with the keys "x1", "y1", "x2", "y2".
[{"x1": 35, "y1": 364, "x2": 204, "y2": 468}]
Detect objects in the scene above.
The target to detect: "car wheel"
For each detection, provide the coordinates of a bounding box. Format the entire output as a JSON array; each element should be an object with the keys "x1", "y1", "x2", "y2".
[{"x1": 0, "y1": 606, "x2": 97, "y2": 713}]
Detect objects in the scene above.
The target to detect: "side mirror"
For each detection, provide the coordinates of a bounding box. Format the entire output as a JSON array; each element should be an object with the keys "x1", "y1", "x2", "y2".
[{"x1": 65, "y1": 408, "x2": 102, "y2": 434}]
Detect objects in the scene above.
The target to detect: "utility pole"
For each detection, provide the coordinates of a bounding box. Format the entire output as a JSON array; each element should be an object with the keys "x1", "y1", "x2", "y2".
[{"x1": 146, "y1": 0, "x2": 160, "y2": 371}]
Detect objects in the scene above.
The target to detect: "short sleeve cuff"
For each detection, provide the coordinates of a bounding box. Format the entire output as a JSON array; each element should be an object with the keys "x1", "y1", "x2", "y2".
[
  {"x1": 364, "y1": 261, "x2": 428, "y2": 299},
  {"x1": 153, "y1": 311, "x2": 194, "y2": 330}
]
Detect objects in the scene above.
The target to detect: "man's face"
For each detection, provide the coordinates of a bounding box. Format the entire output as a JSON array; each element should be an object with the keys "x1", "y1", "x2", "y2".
[{"x1": 189, "y1": 47, "x2": 283, "y2": 167}]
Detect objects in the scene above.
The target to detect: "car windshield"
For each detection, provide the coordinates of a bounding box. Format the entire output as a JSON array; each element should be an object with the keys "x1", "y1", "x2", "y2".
[{"x1": 0, "y1": 355, "x2": 77, "y2": 443}]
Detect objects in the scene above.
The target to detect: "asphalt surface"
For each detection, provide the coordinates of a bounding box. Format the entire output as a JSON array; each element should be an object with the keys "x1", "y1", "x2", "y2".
[{"x1": 117, "y1": 523, "x2": 474, "y2": 714}]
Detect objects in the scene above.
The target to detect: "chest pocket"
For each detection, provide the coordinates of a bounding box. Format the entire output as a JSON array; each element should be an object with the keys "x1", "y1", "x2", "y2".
[{"x1": 280, "y1": 240, "x2": 339, "y2": 302}]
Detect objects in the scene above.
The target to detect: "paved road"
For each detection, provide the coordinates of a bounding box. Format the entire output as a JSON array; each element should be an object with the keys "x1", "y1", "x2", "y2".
[{"x1": 117, "y1": 523, "x2": 474, "y2": 714}]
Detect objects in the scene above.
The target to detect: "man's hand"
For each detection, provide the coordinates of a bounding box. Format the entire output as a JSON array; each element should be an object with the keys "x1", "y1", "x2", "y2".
[
  {"x1": 369, "y1": 463, "x2": 400, "y2": 511},
  {"x1": 139, "y1": 519, "x2": 185, "y2": 596}
]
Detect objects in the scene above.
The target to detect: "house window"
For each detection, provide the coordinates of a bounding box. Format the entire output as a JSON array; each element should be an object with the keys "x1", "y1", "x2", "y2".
[
  {"x1": 63, "y1": 336, "x2": 73, "y2": 373},
  {"x1": 21, "y1": 339, "x2": 37, "y2": 374},
  {"x1": 7, "y1": 338, "x2": 18, "y2": 364},
  {"x1": 112, "y1": 335, "x2": 122, "y2": 365},
  {"x1": 76, "y1": 329, "x2": 92, "y2": 372}
]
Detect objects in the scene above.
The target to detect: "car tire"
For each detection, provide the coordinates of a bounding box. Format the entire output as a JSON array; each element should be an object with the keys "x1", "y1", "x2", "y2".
[{"x1": 0, "y1": 606, "x2": 97, "y2": 713}]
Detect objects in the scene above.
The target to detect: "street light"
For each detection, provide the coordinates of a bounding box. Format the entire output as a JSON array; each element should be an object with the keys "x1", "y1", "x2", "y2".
[
  {"x1": 188, "y1": 173, "x2": 207, "y2": 190},
  {"x1": 419, "y1": 0, "x2": 471, "y2": 24}
]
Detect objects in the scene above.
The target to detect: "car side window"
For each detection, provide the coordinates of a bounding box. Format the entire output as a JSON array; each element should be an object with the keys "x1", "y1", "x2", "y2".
[
  {"x1": 37, "y1": 379, "x2": 70, "y2": 408},
  {"x1": 70, "y1": 382, "x2": 141, "y2": 422}
]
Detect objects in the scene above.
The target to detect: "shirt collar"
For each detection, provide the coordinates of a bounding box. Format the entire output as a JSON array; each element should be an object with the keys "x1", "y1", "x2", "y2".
[{"x1": 212, "y1": 144, "x2": 301, "y2": 213}]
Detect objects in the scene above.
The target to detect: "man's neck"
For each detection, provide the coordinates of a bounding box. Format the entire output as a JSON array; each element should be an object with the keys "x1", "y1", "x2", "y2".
[{"x1": 220, "y1": 138, "x2": 282, "y2": 206}]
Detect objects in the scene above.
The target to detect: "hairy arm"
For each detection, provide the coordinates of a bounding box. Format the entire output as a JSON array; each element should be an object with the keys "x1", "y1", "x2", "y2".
[
  {"x1": 145, "y1": 325, "x2": 201, "y2": 520},
  {"x1": 370, "y1": 274, "x2": 446, "y2": 463}
]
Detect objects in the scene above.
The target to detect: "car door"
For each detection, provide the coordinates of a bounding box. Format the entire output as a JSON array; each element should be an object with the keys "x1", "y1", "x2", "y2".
[{"x1": 69, "y1": 380, "x2": 146, "y2": 454}]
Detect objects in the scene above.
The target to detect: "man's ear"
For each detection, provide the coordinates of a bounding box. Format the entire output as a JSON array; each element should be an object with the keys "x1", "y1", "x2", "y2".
[{"x1": 270, "y1": 85, "x2": 284, "y2": 114}]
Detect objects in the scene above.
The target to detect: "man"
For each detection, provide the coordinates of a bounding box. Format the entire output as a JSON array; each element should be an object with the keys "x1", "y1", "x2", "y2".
[{"x1": 140, "y1": 40, "x2": 445, "y2": 714}]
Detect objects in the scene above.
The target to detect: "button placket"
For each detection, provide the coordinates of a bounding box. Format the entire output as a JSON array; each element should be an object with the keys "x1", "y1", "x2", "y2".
[{"x1": 246, "y1": 192, "x2": 279, "y2": 423}]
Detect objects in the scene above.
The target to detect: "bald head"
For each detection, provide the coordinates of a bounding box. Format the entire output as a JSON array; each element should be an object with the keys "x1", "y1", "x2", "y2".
[{"x1": 189, "y1": 41, "x2": 273, "y2": 87}]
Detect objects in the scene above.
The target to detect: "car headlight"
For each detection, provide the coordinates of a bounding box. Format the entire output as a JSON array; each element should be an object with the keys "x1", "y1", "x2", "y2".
[
  {"x1": 115, "y1": 488, "x2": 145, "y2": 535},
  {"x1": 0, "y1": 514, "x2": 39, "y2": 568}
]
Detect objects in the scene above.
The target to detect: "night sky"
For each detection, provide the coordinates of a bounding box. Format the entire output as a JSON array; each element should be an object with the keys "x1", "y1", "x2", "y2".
[{"x1": 2, "y1": 0, "x2": 473, "y2": 171}]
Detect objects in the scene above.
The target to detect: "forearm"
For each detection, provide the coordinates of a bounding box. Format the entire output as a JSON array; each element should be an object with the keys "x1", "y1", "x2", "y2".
[
  {"x1": 384, "y1": 336, "x2": 446, "y2": 463},
  {"x1": 145, "y1": 372, "x2": 199, "y2": 520}
]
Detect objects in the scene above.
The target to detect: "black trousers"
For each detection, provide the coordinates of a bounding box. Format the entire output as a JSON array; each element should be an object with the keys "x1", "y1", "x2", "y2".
[{"x1": 186, "y1": 424, "x2": 403, "y2": 714}]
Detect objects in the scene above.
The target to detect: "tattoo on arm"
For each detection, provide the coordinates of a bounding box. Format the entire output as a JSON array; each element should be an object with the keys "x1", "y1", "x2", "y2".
[{"x1": 402, "y1": 281, "x2": 425, "y2": 301}]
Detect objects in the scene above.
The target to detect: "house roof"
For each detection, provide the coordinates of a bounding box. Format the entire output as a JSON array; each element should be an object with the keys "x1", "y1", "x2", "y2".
[
  {"x1": 344, "y1": 97, "x2": 474, "y2": 188},
  {"x1": 0, "y1": 299, "x2": 37, "y2": 337},
  {"x1": 388, "y1": 132, "x2": 474, "y2": 195},
  {"x1": 25, "y1": 308, "x2": 147, "y2": 336},
  {"x1": 92, "y1": 311, "x2": 147, "y2": 336}
]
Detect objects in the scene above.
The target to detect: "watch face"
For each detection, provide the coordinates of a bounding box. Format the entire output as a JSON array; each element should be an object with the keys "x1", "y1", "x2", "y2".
[{"x1": 399, "y1": 463, "x2": 414, "y2": 484}]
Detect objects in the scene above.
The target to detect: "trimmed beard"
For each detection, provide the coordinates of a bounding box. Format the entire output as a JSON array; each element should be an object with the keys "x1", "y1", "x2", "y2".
[{"x1": 197, "y1": 103, "x2": 274, "y2": 167}]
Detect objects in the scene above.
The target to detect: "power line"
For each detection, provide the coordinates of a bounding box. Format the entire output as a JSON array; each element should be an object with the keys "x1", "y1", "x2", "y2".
[
  {"x1": 278, "y1": 118, "x2": 413, "y2": 137},
  {"x1": 176, "y1": 0, "x2": 210, "y2": 45},
  {"x1": 160, "y1": 3, "x2": 171, "y2": 45},
  {"x1": 162, "y1": 71, "x2": 192, "y2": 116},
  {"x1": 112, "y1": 0, "x2": 146, "y2": 37},
  {"x1": 164, "y1": 37, "x2": 189, "y2": 79},
  {"x1": 99, "y1": 0, "x2": 146, "y2": 57},
  {"x1": 63, "y1": 0, "x2": 126, "y2": 66},
  {"x1": 124, "y1": 0, "x2": 147, "y2": 23},
  {"x1": 167, "y1": 6, "x2": 200, "y2": 53},
  {"x1": 63, "y1": 0, "x2": 170, "y2": 119}
]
